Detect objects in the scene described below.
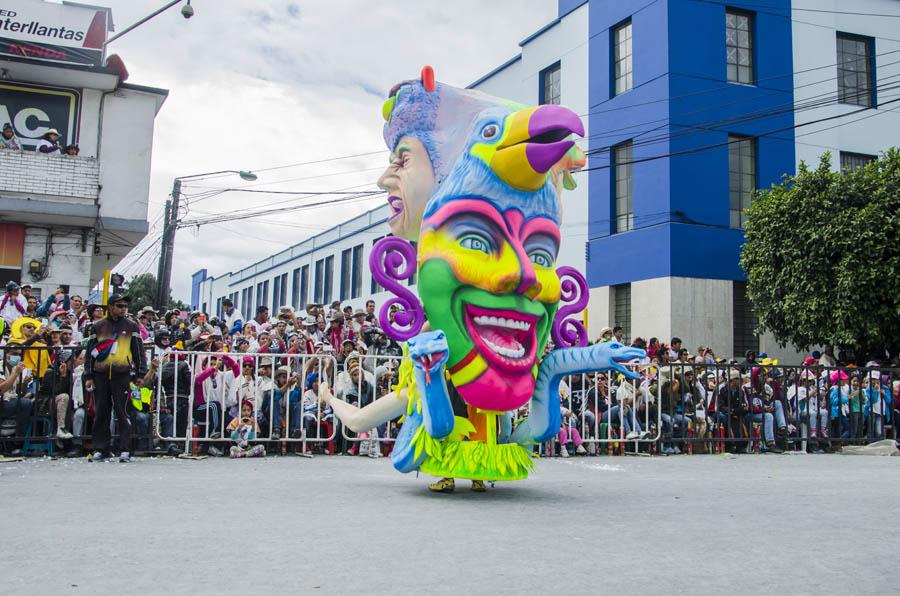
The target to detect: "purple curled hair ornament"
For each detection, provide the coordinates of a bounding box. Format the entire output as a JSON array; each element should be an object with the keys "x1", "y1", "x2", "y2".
[
  {"x1": 551, "y1": 265, "x2": 589, "y2": 348},
  {"x1": 369, "y1": 236, "x2": 425, "y2": 341}
]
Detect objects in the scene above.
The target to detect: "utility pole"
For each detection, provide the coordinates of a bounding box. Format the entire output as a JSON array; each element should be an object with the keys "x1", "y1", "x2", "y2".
[{"x1": 155, "y1": 179, "x2": 180, "y2": 309}]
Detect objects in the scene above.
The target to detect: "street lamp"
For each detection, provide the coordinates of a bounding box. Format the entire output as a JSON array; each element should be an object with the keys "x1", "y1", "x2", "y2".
[
  {"x1": 155, "y1": 169, "x2": 259, "y2": 308},
  {"x1": 104, "y1": 1, "x2": 195, "y2": 48}
]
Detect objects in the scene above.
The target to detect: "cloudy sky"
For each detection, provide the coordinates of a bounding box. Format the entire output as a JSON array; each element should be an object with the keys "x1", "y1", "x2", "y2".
[{"x1": 102, "y1": 0, "x2": 556, "y2": 300}]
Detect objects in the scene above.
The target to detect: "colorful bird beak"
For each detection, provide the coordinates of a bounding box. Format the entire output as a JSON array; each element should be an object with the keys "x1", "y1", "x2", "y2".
[{"x1": 489, "y1": 104, "x2": 585, "y2": 192}]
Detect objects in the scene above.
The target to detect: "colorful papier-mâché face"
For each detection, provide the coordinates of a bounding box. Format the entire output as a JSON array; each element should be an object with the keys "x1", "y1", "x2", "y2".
[
  {"x1": 416, "y1": 103, "x2": 584, "y2": 412},
  {"x1": 380, "y1": 67, "x2": 520, "y2": 241}
]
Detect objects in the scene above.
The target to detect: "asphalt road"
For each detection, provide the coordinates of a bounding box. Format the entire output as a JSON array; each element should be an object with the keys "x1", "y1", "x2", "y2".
[{"x1": 2, "y1": 452, "x2": 898, "y2": 596}]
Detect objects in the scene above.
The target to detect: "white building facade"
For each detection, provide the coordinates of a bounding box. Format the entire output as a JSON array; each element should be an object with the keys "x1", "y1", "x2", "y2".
[{"x1": 0, "y1": 0, "x2": 166, "y2": 299}]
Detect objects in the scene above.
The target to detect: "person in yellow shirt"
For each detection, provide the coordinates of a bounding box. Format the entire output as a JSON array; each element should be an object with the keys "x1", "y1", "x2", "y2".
[{"x1": 8, "y1": 317, "x2": 50, "y2": 379}]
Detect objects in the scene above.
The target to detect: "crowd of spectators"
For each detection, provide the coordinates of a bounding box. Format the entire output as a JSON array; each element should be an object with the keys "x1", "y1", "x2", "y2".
[{"x1": 2, "y1": 279, "x2": 898, "y2": 461}]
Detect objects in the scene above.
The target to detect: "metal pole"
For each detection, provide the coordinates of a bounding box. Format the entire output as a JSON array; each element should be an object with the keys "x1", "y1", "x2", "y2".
[
  {"x1": 103, "y1": 0, "x2": 184, "y2": 47},
  {"x1": 155, "y1": 198, "x2": 171, "y2": 309},
  {"x1": 157, "y1": 179, "x2": 181, "y2": 310}
]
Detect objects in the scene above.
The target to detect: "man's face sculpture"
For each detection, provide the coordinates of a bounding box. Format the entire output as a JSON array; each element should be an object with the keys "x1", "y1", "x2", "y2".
[
  {"x1": 416, "y1": 103, "x2": 583, "y2": 412},
  {"x1": 377, "y1": 136, "x2": 435, "y2": 239}
]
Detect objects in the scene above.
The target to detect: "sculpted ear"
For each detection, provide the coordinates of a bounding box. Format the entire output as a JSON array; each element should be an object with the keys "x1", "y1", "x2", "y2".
[{"x1": 370, "y1": 237, "x2": 425, "y2": 342}]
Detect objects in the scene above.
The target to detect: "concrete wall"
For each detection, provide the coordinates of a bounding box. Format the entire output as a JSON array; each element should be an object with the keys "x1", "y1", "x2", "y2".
[
  {"x1": 21, "y1": 226, "x2": 95, "y2": 299},
  {"x1": 97, "y1": 88, "x2": 158, "y2": 223}
]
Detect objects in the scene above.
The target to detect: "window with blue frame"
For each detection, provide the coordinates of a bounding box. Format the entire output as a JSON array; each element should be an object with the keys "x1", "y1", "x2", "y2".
[
  {"x1": 613, "y1": 140, "x2": 633, "y2": 233},
  {"x1": 837, "y1": 33, "x2": 873, "y2": 107},
  {"x1": 728, "y1": 134, "x2": 756, "y2": 229},
  {"x1": 613, "y1": 20, "x2": 632, "y2": 95},
  {"x1": 726, "y1": 9, "x2": 754, "y2": 84},
  {"x1": 323, "y1": 255, "x2": 334, "y2": 304},
  {"x1": 540, "y1": 62, "x2": 561, "y2": 105}
]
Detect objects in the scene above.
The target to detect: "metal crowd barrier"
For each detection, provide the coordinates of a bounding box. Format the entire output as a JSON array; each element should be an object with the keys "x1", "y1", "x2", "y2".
[
  {"x1": 152, "y1": 350, "x2": 339, "y2": 454},
  {"x1": 337, "y1": 353, "x2": 403, "y2": 452},
  {"x1": 650, "y1": 362, "x2": 899, "y2": 454}
]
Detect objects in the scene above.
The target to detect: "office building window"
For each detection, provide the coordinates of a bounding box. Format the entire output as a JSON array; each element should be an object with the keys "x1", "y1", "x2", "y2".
[
  {"x1": 613, "y1": 284, "x2": 631, "y2": 344},
  {"x1": 340, "y1": 248, "x2": 352, "y2": 301},
  {"x1": 292, "y1": 266, "x2": 309, "y2": 309},
  {"x1": 726, "y1": 9, "x2": 753, "y2": 84},
  {"x1": 837, "y1": 33, "x2": 873, "y2": 107},
  {"x1": 733, "y1": 281, "x2": 759, "y2": 357},
  {"x1": 242, "y1": 286, "x2": 253, "y2": 314},
  {"x1": 272, "y1": 272, "x2": 287, "y2": 312},
  {"x1": 215, "y1": 298, "x2": 222, "y2": 318},
  {"x1": 728, "y1": 134, "x2": 756, "y2": 229},
  {"x1": 613, "y1": 20, "x2": 632, "y2": 95},
  {"x1": 839, "y1": 151, "x2": 876, "y2": 172},
  {"x1": 323, "y1": 255, "x2": 334, "y2": 304},
  {"x1": 256, "y1": 281, "x2": 269, "y2": 313},
  {"x1": 351, "y1": 244, "x2": 363, "y2": 299},
  {"x1": 314, "y1": 259, "x2": 323, "y2": 304},
  {"x1": 613, "y1": 140, "x2": 633, "y2": 233},
  {"x1": 540, "y1": 62, "x2": 561, "y2": 105}
]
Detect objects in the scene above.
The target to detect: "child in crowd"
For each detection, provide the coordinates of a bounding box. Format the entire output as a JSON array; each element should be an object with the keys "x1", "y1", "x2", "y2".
[
  {"x1": 227, "y1": 399, "x2": 265, "y2": 458},
  {"x1": 558, "y1": 389, "x2": 586, "y2": 457},
  {"x1": 848, "y1": 375, "x2": 864, "y2": 440}
]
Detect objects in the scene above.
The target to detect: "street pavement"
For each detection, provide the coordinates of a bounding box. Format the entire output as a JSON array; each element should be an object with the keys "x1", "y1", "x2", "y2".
[{"x1": 2, "y1": 452, "x2": 898, "y2": 596}]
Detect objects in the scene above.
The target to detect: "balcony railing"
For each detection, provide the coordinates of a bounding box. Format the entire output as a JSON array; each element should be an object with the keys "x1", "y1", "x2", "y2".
[{"x1": 0, "y1": 149, "x2": 100, "y2": 202}]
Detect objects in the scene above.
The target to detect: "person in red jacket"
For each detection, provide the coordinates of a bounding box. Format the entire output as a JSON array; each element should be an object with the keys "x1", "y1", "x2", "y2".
[{"x1": 83, "y1": 294, "x2": 147, "y2": 462}]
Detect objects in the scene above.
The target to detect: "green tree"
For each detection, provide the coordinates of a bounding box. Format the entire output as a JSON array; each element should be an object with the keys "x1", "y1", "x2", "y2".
[
  {"x1": 124, "y1": 273, "x2": 185, "y2": 311},
  {"x1": 740, "y1": 149, "x2": 900, "y2": 357}
]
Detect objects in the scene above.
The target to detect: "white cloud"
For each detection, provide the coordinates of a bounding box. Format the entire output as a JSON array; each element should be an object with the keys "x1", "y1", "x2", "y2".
[{"x1": 104, "y1": 0, "x2": 556, "y2": 300}]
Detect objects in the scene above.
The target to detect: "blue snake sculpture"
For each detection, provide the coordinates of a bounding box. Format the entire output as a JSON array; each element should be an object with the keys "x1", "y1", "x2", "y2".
[{"x1": 391, "y1": 330, "x2": 646, "y2": 478}]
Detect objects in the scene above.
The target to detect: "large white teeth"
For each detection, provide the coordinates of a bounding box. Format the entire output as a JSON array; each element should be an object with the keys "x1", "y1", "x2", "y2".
[
  {"x1": 472, "y1": 315, "x2": 531, "y2": 331},
  {"x1": 483, "y1": 338, "x2": 525, "y2": 359}
]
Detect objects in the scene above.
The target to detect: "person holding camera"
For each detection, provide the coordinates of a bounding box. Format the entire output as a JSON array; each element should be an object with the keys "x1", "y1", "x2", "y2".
[{"x1": 83, "y1": 294, "x2": 146, "y2": 462}]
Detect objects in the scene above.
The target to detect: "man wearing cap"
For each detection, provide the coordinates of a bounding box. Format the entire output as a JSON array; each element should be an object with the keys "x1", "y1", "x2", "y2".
[
  {"x1": 350, "y1": 309, "x2": 367, "y2": 335},
  {"x1": 140, "y1": 305, "x2": 159, "y2": 324},
  {"x1": 36, "y1": 128, "x2": 62, "y2": 154},
  {"x1": 1, "y1": 122, "x2": 21, "y2": 150},
  {"x1": 83, "y1": 293, "x2": 146, "y2": 462},
  {"x1": 1, "y1": 281, "x2": 27, "y2": 325}
]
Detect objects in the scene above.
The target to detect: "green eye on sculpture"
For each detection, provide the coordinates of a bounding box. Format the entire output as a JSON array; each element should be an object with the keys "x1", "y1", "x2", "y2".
[
  {"x1": 528, "y1": 249, "x2": 553, "y2": 268},
  {"x1": 459, "y1": 233, "x2": 492, "y2": 254}
]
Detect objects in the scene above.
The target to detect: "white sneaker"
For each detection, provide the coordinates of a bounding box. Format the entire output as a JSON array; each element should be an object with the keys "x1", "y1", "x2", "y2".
[
  {"x1": 368, "y1": 445, "x2": 382, "y2": 458},
  {"x1": 625, "y1": 430, "x2": 640, "y2": 440},
  {"x1": 575, "y1": 444, "x2": 587, "y2": 455},
  {"x1": 118, "y1": 451, "x2": 131, "y2": 463},
  {"x1": 559, "y1": 445, "x2": 570, "y2": 458},
  {"x1": 56, "y1": 428, "x2": 74, "y2": 440}
]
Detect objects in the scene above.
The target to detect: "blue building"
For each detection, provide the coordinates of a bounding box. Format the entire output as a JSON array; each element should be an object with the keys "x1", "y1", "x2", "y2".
[{"x1": 470, "y1": 0, "x2": 898, "y2": 359}]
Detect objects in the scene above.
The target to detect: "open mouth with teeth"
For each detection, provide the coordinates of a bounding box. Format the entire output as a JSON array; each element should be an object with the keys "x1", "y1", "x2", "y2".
[
  {"x1": 463, "y1": 304, "x2": 540, "y2": 372},
  {"x1": 387, "y1": 196, "x2": 404, "y2": 220}
]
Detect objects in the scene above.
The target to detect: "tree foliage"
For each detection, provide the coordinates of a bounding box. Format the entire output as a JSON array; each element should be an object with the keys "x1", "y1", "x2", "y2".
[
  {"x1": 740, "y1": 149, "x2": 900, "y2": 356},
  {"x1": 124, "y1": 273, "x2": 186, "y2": 311}
]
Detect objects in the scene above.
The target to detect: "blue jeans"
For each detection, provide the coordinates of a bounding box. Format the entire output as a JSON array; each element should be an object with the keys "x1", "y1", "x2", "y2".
[
  {"x1": 602, "y1": 406, "x2": 642, "y2": 435},
  {"x1": 868, "y1": 414, "x2": 884, "y2": 441},
  {"x1": 1, "y1": 397, "x2": 33, "y2": 440},
  {"x1": 751, "y1": 412, "x2": 775, "y2": 443},
  {"x1": 132, "y1": 412, "x2": 151, "y2": 451},
  {"x1": 773, "y1": 401, "x2": 786, "y2": 430}
]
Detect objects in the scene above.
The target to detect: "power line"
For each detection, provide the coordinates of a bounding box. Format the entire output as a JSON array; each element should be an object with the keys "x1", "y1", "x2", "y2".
[
  {"x1": 178, "y1": 190, "x2": 386, "y2": 228},
  {"x1": 576, "y1": 95, "x2": 900, "y2": 174}
]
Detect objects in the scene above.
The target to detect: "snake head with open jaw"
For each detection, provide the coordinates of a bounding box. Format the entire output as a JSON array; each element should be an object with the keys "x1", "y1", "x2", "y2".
[
  {"x1": 595, "y1": 341, "x2": 646, "y2": 381},
  {"x1": 408, "y1": 330, "x2": 450, "y2": 385}
]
